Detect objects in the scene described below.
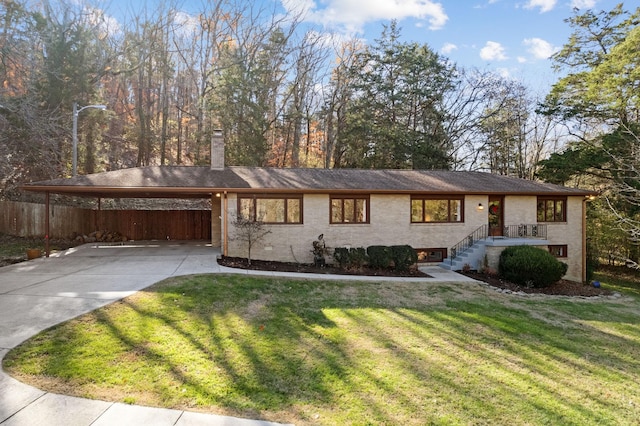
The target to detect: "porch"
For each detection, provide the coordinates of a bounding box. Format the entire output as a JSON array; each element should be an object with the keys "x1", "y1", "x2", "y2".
[{"x1": 440, "y1": 224, "x2": 550, "y2": 271}]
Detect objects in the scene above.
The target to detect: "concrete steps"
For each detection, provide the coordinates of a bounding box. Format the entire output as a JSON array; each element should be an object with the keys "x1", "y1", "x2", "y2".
[{"x1": 439, "y1": 241, "x2": 486, "y2": 271}]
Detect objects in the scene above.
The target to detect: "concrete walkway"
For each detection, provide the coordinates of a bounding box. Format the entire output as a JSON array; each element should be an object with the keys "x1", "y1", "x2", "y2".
[{"x1": 0, "y1": 242, "x2": 475, "y2": 426}]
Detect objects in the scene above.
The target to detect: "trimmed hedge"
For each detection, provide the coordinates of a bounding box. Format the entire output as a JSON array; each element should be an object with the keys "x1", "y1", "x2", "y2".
[
  {"x1": 367, "y1": 245, "x2": 392, "y2": 269},
  {"x1": 498, "y1": 245, "x2": 568, "y2": 288},
  {"x1": 333, "y1": 247, "x2": 368, "y2": 269},
  {"x1": 390, "y1": 245, "x2": 419, "y2": 272},
  {"x1": 349, "y1": 247, "x2": 368, "y2": 268},
  {"x1": 333, "y1": 244, "x2": 418, "y2": 271},
  {"x1": 333, "y1": 247, "x2": 350, "y2": 268}
]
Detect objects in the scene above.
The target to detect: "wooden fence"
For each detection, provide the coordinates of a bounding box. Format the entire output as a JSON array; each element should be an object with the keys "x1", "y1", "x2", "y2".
[
  {"x1": 0, "y1": 201, "x2": 92, "y2": 238},
  {"x1": 97, "y1": 210, "x2": 211, "y2": 240},
  {"x1": 0, "y1": 201, "x2": 211, "y2": 240}
]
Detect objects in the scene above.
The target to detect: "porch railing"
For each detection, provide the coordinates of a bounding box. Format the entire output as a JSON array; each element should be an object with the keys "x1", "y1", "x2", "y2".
[
  {"x1": 502, "y1": 223, "x2": 547, "y2": 239},
  {"x1": 449, "y1": 223, "x2": 548, "y2": 264},
  {"x1": 449, "y1": 224, "x2": 489, "y2": 264}
]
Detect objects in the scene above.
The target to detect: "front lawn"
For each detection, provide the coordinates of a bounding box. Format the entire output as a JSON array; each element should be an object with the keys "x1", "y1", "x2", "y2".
[{"x1": 4, "y1": 274, "x2": 640, "y2": 425}]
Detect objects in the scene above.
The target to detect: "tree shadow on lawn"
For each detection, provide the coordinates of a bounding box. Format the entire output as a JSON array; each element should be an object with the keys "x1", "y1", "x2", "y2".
[{"x1": 5, "y1": 274, "x2": 640, "y2": 425}]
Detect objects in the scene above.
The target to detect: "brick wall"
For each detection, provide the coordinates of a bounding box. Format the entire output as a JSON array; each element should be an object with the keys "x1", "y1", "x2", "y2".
[{"x1": 225, "y1": 193, "x2": 586, "y2": 282}]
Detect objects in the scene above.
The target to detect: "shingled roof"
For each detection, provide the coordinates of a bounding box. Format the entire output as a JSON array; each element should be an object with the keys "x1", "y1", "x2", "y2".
[{"x1": 21, "y1": 166, "x2": 593, "y2": 198}]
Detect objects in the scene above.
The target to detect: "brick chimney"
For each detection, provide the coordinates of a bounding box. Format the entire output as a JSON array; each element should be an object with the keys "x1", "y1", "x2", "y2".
[{"x1": 211, "y1": 129, "x2": 224, "y2": 170}]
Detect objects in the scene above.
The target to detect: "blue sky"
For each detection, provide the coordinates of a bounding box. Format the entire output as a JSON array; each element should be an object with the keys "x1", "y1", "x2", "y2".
[
  {"x1": 103, "y1": 0, "x2": 626, "y2": 93},
  {"x1": 280, "y1": 0, "x2": 625, "y2": 92}
]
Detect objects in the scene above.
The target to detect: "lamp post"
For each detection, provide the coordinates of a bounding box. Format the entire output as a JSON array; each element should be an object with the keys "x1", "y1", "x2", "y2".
[{"x1": 72, "y1": 102, "x2": 106, "y2": 176}]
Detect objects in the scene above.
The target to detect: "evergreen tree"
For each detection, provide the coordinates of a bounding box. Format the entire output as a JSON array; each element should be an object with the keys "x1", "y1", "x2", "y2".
[
  {"x1": 538, "y1": 4, "x2": 640, "y2": 265},
  {"x1": 340, "y1": 21, "x2": 455, "y2": 169}
]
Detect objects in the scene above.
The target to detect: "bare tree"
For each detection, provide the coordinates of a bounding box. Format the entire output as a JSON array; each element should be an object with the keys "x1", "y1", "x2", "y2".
[
  {"x1": 172, "y1": 0, "x2": 233, "y2": 164},
  {"x1": 445, "y1": 72, "x2": 557, "y2": 178},
  {"x1": 319, "y1": 38, "x2": 362, "y2": 168},
  {"x1": 279, "y1": 31, "x2": 330, "y2": 167},
  {"x1": 444, "y1": 69, "x2": 507, "y2": 170},
  {"x1": 231, "y1": 217, "x2": 271, "y2": 265}
]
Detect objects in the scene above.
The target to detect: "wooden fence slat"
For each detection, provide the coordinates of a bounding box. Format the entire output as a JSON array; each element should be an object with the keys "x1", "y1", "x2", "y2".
[{"x1": 0, "y1": 201, "x2": 212, "y2": 240}]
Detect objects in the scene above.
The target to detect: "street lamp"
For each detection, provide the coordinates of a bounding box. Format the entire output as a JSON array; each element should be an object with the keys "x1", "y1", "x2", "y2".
[{"x1": 72, "y1": 102, "x2": 106, "y2": 177}]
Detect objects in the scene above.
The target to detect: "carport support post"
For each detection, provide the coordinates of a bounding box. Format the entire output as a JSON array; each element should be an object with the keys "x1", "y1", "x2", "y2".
[
  {"x1": 45, "y1": 191, "x2": 50, "y2": 257},
  {"x1": 95, "y1": 197, "x2": 102, "y2": 231},
  {"x1": 223, "y1": 191, "x2": 228, "y2": 256}
]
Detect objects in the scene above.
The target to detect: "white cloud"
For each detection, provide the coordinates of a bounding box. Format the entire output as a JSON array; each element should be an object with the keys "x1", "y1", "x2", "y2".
[
  {"x1": 524, "y1": 0, "x2": 556, "y2": 13},
  {"x1": 474, "y1": 0, "x2": 500, "y2": 9},
  {"x1": 173, "y1": 11, "x2": 200, "y2": 37},
  {"x1": 441, "y1": 42, "x2": 457, "y2": 54},
  {"x1": 480, "y1": 41, "x2": 507, "y2": 61},
  {"x1": 523, "y1": 37, "x2": 559, "y2": 59},
  {"x1": 84, "y1": 6, "x2": 121, "y2": 37},
  {"x1": 496, "y1": 67, "x2": 511, "y2": 78},
  {"x1": 571, "y1": 0, "x2": 596, "y2": 8},
  {"x1": 517, "y1": 56, "x2": 527, "y2": 63},
  {"x1": 282, "y1": 0, "x2": 315, "y2": 16},
  {"x1": 282, "y1": 0, "x2": 449, "y2": 33}
]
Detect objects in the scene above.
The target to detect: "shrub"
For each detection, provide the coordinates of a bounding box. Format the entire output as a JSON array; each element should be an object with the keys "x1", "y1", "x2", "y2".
[
  {"x1": 333, "y1": 247, "x2": 350, "y2": 268},
  {"x1": 332, "y1": 247, "x2": 367, "y2": 270},
  {"x1": 390, "y1": 245, "x2": 418, "y2": 272},
  {"x1": 499, "y1": 245, "x2": 568, "y2": 288},
  {"x1": 367, "y1": 245, "x2": 392, "y2": 269},
  {"x1": 349, "y1": 247, "x2": 368, "y2": 269}
]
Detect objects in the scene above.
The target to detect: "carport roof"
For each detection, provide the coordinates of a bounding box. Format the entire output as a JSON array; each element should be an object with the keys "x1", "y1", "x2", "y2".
[{"x1": 21, "y1": 166, "x2": 595, "y2": 198}]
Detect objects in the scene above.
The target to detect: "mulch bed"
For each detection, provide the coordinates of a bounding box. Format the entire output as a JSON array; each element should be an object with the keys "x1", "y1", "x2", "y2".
[
  {"x1": 2, "y1": 237, "x2": 607, "y2": 297},
  {"x1": 219, "y1": 256, "x2": 611, "y2": 297},
  {"x1": 218, "y1": 256, "x2": 431, "y2": 278},
  {"x1": 460, "y1": 271, "x2": 612, "y2": 297}
]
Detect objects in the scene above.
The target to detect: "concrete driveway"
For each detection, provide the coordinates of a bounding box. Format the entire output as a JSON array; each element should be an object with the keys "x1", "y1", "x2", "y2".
[{"x1": 0, "y1": 241, "x2": 289, "y2": 426}]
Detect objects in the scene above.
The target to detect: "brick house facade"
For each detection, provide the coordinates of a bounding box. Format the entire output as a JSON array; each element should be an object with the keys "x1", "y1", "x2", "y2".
[{"x1": 24, "y1": 166, "x2": 594, "y2": 282}]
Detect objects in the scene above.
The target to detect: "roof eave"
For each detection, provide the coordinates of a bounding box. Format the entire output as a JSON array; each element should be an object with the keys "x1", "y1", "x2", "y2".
[{"x1": 20, "y1": 184, "x2": 597, "y2": 198}]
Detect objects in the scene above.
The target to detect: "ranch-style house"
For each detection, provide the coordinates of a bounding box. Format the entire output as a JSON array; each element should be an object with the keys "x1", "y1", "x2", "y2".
[{"x1": 23, "y1": 161, "x2": 594, "y2": 283}]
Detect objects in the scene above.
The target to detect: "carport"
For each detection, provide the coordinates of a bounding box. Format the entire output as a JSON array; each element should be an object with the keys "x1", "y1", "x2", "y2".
[{"x1": 19, "y1": 166, "x2": 255, "y2": 257}]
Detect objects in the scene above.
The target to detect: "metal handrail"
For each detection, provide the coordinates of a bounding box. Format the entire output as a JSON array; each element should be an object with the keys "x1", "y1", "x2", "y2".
[
  {"x1": 449, "y1": 223, "x2": 548, "y2": 264},
  {"x1": 502, "y1": 224, "x2": 547, "y2": 239},
  {"x1": 449, "y1": 224, "x2": 488, "y2": 264}
]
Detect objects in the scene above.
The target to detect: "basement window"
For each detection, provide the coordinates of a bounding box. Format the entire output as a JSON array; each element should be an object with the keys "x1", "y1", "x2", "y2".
[
  {"x1": 548, "y1": 245, "x2": 568, "y2": 258},
  {"x1": 416, "y1": 248, "x2": 447, "y2": 263}
]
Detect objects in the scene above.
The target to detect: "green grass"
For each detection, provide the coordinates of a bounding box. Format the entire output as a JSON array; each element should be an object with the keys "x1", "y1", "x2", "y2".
[
  {"x1": 4, "y1": 273, "x2": 640, "y2": 425},
  {"x1": 595, "y1": 265, "x2": 640, "y2": 299},
  {"x1": 0, "y1": 233, "x2": 72, "y2": 260},
  {"x1": 0, "y1": 234, "x2": 45, "y2": 258}
]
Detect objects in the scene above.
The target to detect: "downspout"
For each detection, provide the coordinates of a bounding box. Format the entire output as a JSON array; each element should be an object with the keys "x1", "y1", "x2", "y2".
[
  {"x1": 223, "y1": 191, "x2": 228, "y2": 256},
  {"x1": 45, "y1": 192, "x2": 50, "y2": 257},
  {"x1": 211, "y1": 193, "x2": 215, "y2": 248}
]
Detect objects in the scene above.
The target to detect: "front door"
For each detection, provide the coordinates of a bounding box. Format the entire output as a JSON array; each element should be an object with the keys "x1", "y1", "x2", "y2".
[{"x1": 488, "y1": 196, "x2": 504, "y2": 237}]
